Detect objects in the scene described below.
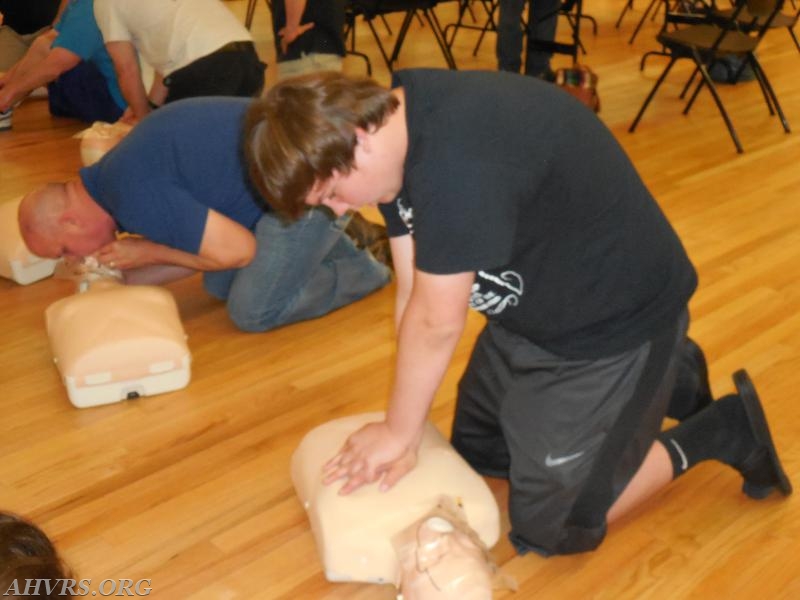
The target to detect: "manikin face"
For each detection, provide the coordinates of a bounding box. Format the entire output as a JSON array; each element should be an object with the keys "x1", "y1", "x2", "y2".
[{"x1": 305, "y1": 128, "x2": 403, "y2": 216}]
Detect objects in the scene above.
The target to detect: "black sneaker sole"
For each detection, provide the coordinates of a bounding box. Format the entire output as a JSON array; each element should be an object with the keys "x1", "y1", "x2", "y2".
[{"x1": 733, "y1": 369, "x2": 792, "y2": 499}]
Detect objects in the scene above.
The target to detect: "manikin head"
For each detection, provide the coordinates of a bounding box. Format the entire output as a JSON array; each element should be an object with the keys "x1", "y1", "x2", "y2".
[
  {"x1": 244, "y1": 71, "x2": 405, "y2": 220},
  {"x1": 17, "y1": 182, "x2": 116, "y2": 259}
]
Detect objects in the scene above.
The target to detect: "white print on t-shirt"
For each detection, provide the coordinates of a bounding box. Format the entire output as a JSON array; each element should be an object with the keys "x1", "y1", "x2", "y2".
[
  {"x1": 470, "y1": 270, "x2": 524, "y2": 315},
  {"x1": 397, "y1": 197, "x2": 414, "y2": 233}
]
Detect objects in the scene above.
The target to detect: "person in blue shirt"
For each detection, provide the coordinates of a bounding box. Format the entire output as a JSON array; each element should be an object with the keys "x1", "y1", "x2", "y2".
[
  {"x1": 0, "y1": 0, "x2": 125, "y2": 125},
  {"x1": 17, "y1": 97, "x2": 391, "y2": 333}
]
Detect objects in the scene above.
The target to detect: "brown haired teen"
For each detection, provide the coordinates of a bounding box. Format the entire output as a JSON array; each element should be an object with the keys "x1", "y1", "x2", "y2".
[{"x1": 245, "y1": 69, "x2": 791, "y2": 556}]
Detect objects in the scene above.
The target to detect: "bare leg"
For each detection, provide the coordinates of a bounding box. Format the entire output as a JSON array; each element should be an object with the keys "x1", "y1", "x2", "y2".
[{"x1": 607, "y1": 440, "x2": 672, "y2": 523}]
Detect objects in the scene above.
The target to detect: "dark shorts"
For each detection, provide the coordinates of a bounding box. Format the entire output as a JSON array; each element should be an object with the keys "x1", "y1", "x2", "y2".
[
  {"x1": 451, "y1": 311, "x2": 688, "y2": 556},
  {"x1": 47, "y1": 61, "x2": 125, "y2": 123},
  {"x1": 164, "y1": 41, "x2": 266, "y2": 103}
]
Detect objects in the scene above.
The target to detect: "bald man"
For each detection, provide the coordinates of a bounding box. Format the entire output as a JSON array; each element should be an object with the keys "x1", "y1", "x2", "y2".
[{"x1": 19, "y1": 97, "x2": 391, "y2": 332}]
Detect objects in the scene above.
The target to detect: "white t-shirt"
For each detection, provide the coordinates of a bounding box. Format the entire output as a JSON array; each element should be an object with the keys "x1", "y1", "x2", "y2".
[{"x1": 94, "y1": 0, "x2": 252, "y2": 76}]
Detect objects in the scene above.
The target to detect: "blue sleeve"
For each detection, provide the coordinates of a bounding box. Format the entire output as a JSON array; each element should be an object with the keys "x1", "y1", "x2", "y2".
[
  {"x1": 51, "y1": 0, "x2": 105, "y2": 61},
  {"x1": 80, "y1": 166, "x2": 210, "y2": 255}
]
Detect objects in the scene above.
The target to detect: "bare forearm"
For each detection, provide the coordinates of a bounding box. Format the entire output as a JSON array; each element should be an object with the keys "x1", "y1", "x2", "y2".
[
  {"x1": 117, "y1": 68, "x2": 150, "y2": 120},
  {"x1": 389, "y1": 234, "x2": 415, "y2": 332},
  {"x1": 137, "y1": 242, "x2": 246, "y2": 272},
  {"x1": 11, "y1": 31, "x2": 56, "y2": 78},
  {"x1": 386, "y1": 301, "x2": 466, "y2": 442},
  {"x1": 97, "y1": 238, "x2": 252, "y2": 274},
  {"x1": 147, "y1": 71, "x2": 167, "y2": 106},
  {"x1": 0, "y1": 62, "x2": 60, "y2": 109},
  {"x1": 122, "y1": 264, "x2": 197, "y2": 286},
  {"x1": 284, "y1": 0, "x2": 308, "y2": 31}
]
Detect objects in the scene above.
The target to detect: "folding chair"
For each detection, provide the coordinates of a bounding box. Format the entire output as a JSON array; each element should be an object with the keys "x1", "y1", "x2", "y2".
[
  {"x1": 444, "y1": 0, "x2": 596, "y2": 60},
  {"x1": 713, "y1": 0, "x2": 800, "y2": 52},
  {"x1": 629, "y1": 0, "x2": 791, "y2": 153},
  {"x1": 346, "y1": 0, "x2": 458, "y2": 71}
]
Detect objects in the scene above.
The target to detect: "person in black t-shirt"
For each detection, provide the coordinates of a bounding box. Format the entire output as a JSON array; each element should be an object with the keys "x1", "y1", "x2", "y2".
[{"x1": 243, "y1": 69, "x2": 792, "y2": 556}]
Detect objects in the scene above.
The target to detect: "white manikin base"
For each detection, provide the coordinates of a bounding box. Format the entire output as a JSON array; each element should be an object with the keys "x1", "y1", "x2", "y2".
[{"x1": 46, "y1": 280, "x2": 191, "y2": 408}]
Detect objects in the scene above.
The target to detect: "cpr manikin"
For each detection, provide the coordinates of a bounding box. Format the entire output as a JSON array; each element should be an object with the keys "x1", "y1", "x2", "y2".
[
  {"x1": 45, "y1": 259, "x2": 191, "y2": 408},
  {"x1": 0, "y1": 197, "x2": 58, "y2": 285},
  {"x1": 291, "y1": 413, "x2": 503, "y2": 589},
  {"x1": 74, "y1": 121, "x2": 132, "y2": 166}
]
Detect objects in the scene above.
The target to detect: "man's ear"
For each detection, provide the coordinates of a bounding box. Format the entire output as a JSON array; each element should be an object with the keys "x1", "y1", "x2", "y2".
[{"x1": 354, "y1": 127, "x2": 371, "y2": 153}]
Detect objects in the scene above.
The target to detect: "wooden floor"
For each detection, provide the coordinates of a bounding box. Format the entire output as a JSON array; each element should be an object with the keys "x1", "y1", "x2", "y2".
[{"x1": 2, "y1": 0, "x2": 799, "y2": 597}]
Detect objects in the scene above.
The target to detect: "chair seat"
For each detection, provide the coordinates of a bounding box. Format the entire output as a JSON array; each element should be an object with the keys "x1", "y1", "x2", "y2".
[
  {"x1": 715, "y1": 7, "x2": 797, "y2": 28},
  {"x1": 659, "y1": 24, "x2": 759, "y2": 54},
  {"x1": 351, "y1": 0, "x2": 438, "y2": 18}
]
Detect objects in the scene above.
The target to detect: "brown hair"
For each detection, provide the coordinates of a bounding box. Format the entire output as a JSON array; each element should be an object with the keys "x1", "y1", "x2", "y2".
[
  {"x1": 0, "y1": 512, "x2": 73, "y2": 598},
  {"x1": 244, "y1": 71, "x2": 399, "y2": 220}
]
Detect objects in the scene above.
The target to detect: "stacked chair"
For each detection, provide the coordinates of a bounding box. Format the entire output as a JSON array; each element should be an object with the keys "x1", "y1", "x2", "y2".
[{"x1": 629, "y1": 0, "x2": 791, "y2": 153}]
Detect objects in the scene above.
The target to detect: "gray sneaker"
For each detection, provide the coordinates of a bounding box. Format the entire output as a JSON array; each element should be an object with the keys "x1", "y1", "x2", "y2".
[{"x1": 0, "y1": 109, "x2": 12, "y2": 131}]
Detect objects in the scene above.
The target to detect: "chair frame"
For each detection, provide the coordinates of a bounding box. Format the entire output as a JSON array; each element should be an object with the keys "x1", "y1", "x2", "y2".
[
  {"x1": 346, "y1": 0, "x2": 458, "y2": 72},
  {"x1": 629, "y1": 0, "x2": 791, "y2": 153},
  {"x1": 443, "y1": 0, "x2": 596, "y2": 61}
]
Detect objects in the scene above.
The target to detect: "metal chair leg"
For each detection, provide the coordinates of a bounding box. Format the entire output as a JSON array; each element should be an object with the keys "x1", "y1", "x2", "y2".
[
  {"x1": 245, "y1": 0, "x2": 258, "y2": 29},
  {"x1": 749, "y1": 55, "x2": 791, "y2": 132},
  {"x1": 690, "y1": 49, "x2": 744, "y2": 153},
  {"x1": 630, "y1": 56, "x2": 678, "y2": 132}
]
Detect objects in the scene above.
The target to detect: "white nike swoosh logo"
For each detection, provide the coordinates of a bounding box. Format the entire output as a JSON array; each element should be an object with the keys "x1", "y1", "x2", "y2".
[
  {"x1": 668, "y1": 439, "x2": 688, "y2": 471},
  {"x1": 544, "y1": 451, "x2": 585, "y2": 467}
]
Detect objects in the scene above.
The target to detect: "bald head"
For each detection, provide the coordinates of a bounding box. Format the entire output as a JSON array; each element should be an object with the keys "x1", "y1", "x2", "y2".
[{"x1": 18, "y1": 181, "x2": 116, "y2": 259}]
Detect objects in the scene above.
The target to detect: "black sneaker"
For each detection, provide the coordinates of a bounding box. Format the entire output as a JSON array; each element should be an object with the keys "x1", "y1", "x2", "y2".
[{"x1": 732, "y1": 369, "x2": 792, "y2": 499}]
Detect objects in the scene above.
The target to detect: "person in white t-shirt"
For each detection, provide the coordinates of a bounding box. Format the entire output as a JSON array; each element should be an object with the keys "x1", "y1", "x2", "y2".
[{"x1": 94, "y1": 0, "x2": 265, "y2": 123}]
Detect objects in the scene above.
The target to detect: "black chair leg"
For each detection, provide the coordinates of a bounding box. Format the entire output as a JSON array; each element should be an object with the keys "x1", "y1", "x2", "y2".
[
  {"x1": 640, "y1": 48, "x2": 670, "y2": 70},
  {"x1": 424, "y1": 8, "x2": 458, "y2": 68},
  {"x1": 388, "y1": 11, "x2": 416, "y2": 68},
  {"x1": 565, "y1": 14, "x2": 588, "y2": 55},
  {"x1": 380, "y1": 15, "x2": 393, "y2": 36},
  {"x1": 245, "y1": 0, "x2": 258, "y2": 29},
  {"x1": 616, "y1": 0, "x2": 635, "y2": 28},
  {"x1": 679, "y1": 67, "x2": 698, "y2": 99},
  {"x1": 690, "y1": 50, "x2": 743, "y2": 153},
  {"x1": 472, "y1": 1, "x2": 498, "y2": 56},
  {"x1": 749, "y1": 56, "x2": 790, "y2": 132},
  {"x1": 745, "y1": 57, "x2": 776, "y2": 116},
  {"x1": 789, "y1": 26, "x2": 800, "y2": 53},
  {"x1": 682, "y1": 74, "x2": 704, "y2": 114},
  {"x1": 630, "y1": 56, "x2": 678, "y2": 132},
  {"x1": 365, "y1": 16, "x2": 394, "y2": 70},
  {"x1": 345, "y1": 20, "x2": 373, "y2": 75},
  {"x1": 629, "y1": 0, "x2": 661, "y2": 44}
]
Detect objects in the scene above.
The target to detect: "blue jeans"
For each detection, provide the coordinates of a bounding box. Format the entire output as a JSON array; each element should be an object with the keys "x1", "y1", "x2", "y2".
[
  {"x1": 203, "y1": 209, "x2": 391, "y2": 332},
  {"x1": 497, "y1": 0, "x2": 560, "y2": 76}
]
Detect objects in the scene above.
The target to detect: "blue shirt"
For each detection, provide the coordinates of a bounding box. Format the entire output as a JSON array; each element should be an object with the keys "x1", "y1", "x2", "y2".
[
  {"x1": 79, "y1": 97, "x2": 266, "y2": 254},
  {"x1": 52, "y1": 0, "x2": 126, "y2": 109}
]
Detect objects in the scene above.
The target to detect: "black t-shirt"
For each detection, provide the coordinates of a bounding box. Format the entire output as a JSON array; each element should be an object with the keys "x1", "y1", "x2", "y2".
[
  {"x1": 271, "y1": 0, "x2": 346, "y2": 61},
  {"x1": 0, "y1": 0, "x2": 61, "y2": 34},
  {"x1": 380, "y1": 69, "x2": 697, "y2": 359}
]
